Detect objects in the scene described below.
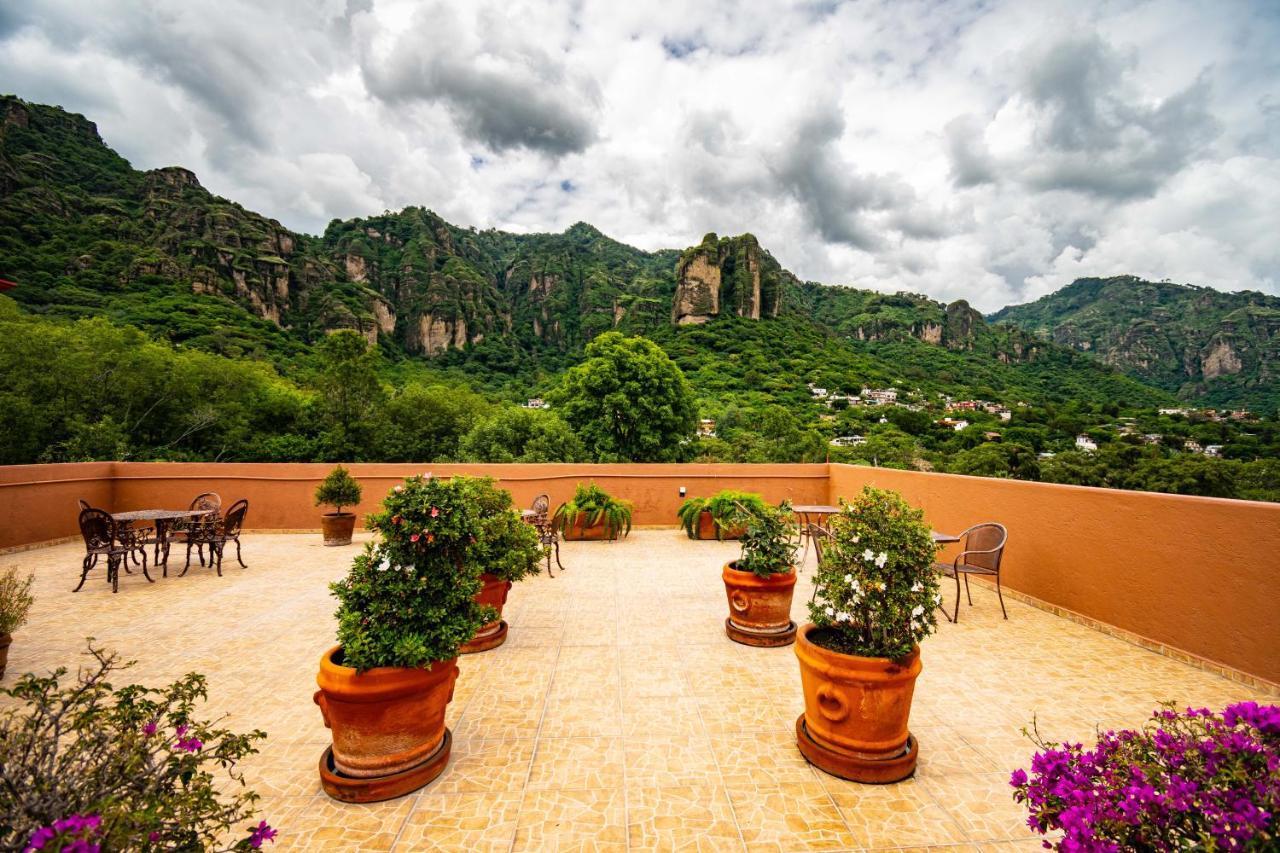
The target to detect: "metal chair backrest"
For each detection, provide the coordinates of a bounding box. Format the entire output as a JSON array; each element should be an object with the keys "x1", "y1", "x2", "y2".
[
  {"x1": 961, "y1": 523, "x2": 1007, "y2": 572},
  {"x1": 808, "y1": 523, "x2": 832, "y2": 566},
  {"x1": 191, "y1": 492, "x2": 222, "y2": 512},
  {"x1": 78, "y1": 507, "x2": 115, "y2": 551},
  {"x1": 222, "y1": 499, "x2": 249, "y2": 538},
  {"x1": 531, "y1": 494, "x2": 549, "y2": 518}
]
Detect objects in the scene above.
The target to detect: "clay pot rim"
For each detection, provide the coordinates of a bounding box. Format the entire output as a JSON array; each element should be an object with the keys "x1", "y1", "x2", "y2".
[
  {"x1": 321, "y1": 645, "x2": 457, "y2": 679},
  {"x1": 796, "y1": 623, "x2": 920, "y2": 672},
  {"x1": 321, "y1": 511, "x2": 356, "y2": 519},
  {"x1": 724, "y1": 560, "x2": 796, "y2": 580}
]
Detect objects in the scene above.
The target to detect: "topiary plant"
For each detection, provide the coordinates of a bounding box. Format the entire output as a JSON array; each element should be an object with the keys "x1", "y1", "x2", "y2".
[
  {"x1": 677, "y1": 490, "x2": 768, "y2": 540},
  {"x1": 552, "y1": 482, "x2": 633, "y2": 541},
  {"x1": 314, "y1": 466, "x2": 363, "y2": 515},
  {"x1": 455, "y1": 476, "x2": 544, "y2": 583},
  {"x1": 735, "y1": 500, "x2": 800, "y2": 577},
  {"x1": 808, "y1": 486, "x2": 941, "y2": 659},
  {"x1": 330, "y1": 475, "x2": 489, "y2": 672},
  {"x1": 0, "y1": 643, "x2": 273, "y2": 852}
]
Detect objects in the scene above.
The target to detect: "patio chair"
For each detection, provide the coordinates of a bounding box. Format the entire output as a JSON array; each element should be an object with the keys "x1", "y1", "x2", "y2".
[
  {"x1": 75, "y1": 507, "x2": 149, "y2": 594},
  {"x1": 171, "y1": 492, "x2": 222, "y2": 566},
  {"x1": 529, "y1": 493, "x2": 564, "y2": 578},
  {"x1": 807, "y1": 524, "x2": 831, "y2": 603},
  {"x1": 934, "y1": 522, "x2": 1008, "y2": 623},
  {"x1": 183, "y1": 498, "x2": 248, "y2": 577},
  {"x1": 77, "y1": 499, "x2": 148, "y2": 573}
]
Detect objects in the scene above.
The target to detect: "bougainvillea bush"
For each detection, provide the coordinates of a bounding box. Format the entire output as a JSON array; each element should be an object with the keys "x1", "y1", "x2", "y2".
[
  {"x1": 0, "y1": 645, "x2": 273, "y2": 851},
  {"x1": 331, "y1": 474, "x2": 491, "y2": 672},
  {"x1": 1011, "y1": 702, "x2": 1280, "y2": 851},
  {"x1": 807, "y1": 486, "x2": 941, "y2": 659}
]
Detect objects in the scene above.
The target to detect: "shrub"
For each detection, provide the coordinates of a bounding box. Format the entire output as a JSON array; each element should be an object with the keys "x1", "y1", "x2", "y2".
[
  {"x1": 330, "y1": 475, "x2": 488, "y2": 671},
  {"x1": 314, "y1": 466, "x2": 363, "y2": 514},
  {"x1": 0, "y1": 644, "x2": 272, "y2": 851},
  {"x1": 735, "y1": 501, "x2": 799, "y2": 577},
  {"x1": 807, "y1": 486, "x2": 940, "y2": 658},
  {"x1": 0, "y1": 568, "x2": 35, "y2": 635},
  {"x1": 1011, "y1": 702, "x2": 1280, "y2": 851},
  {"x1": 552, "y1": 482, "x2": 633, "y2": 540},
  {"x1": 455, "y1": 476, "x2": 544, "y2": 583},
  {"x1": 676, "y1": 489, "x2": 767, "y2": 540}
]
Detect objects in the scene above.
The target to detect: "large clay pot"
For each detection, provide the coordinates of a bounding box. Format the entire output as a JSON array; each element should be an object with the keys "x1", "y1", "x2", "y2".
[
  {"x1": 460, "y1": 573, "x2": 512, "y2": 654},
  {"x1": 794, "y1": 623, "x2": 921, "y2": 783},
  {"x1": 698, "y1": 511, "x2": 744, "y2": 541},
  {"x1": 321, "y1": 512, "x2": 356, "y2": 547},
  {"x1": 561, "y1": 512, "x2": 615, "y2": 541},
  {"x1": 314, "y1": 646, "x2": 458, "y2": 778},
  {"x1": 0, "y1": 632, "x2": 11, "y2": 680},
  {"x1": 722, "y1": 561, "x2": 797, "y2": 646}
]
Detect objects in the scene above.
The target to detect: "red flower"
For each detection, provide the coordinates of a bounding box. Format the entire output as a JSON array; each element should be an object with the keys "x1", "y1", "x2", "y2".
[
  {"x1": 431, "y1": 507, "x2": 440, "y2": 518},
  {"x1": 410, "y1": 533, "x2": 420, "y2": 542}
]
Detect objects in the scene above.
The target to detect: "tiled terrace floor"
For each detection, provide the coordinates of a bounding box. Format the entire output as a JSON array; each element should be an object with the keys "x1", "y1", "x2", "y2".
[{"x1": 2, "y1": 530, "x2": 1275, "y2": 852}]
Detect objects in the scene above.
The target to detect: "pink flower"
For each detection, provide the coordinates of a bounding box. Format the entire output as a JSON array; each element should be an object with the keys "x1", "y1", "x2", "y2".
[
  {"x1": 142, "y1": 720, "x2": 157, "y2": 736},
  {"x1": 248, "y1": 821, "x2": 278, "y2": 849},
  {"x1": 430, "y1": 507, "x2": 440, "y2": 518},
  {"x1": 410, "y1": 533, "x2": 420, "y2": 543}
]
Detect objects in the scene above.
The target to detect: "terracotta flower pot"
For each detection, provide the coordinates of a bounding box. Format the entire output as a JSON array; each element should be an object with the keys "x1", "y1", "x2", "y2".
[
  {"x1": 0, "y1": 632, "x2": 11, "y2": 680},
  {"x1": 314, "y1": 646, "x2": 458, "y2": 779},
  {"x1": 460, "y1": 573, "x2": 512, "y2": 654},
  {"x1": 722, "y1": 561, "x2": 797, "y2": 646},
  {"x1": 697, "y1": 511, "x2": 745, "y2": 541},
  {"x1": 321, "y1": 512, "x2": 357, "y2": 546},
  {"x1": 794, "y1": 623, "x2": 921, "y2": 783},
  {"x1": 562, "y1": 512, "x2": 614, "y2": 541}
]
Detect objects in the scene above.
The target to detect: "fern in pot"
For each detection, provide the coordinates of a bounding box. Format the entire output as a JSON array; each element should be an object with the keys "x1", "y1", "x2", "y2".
[
  {"x1": 677, "y1": 489, "x2": 766, "y2": 540},
  {"x1": 553, "y1": 482, "x2": 633, "y2": 541}
]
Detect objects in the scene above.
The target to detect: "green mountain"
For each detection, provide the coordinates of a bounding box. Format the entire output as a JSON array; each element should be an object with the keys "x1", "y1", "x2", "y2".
[
  {"x1": 0, "y1": 94, "x2": 1172, "y2": 413},
  {"x1": 991, "y1": 276, "x2": 1280, "y2": 413}
]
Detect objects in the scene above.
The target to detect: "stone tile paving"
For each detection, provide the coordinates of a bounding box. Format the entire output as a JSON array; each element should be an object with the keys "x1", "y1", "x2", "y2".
[{"x1": 2, "y1": 529, "x2": 1276, "y2": 852}]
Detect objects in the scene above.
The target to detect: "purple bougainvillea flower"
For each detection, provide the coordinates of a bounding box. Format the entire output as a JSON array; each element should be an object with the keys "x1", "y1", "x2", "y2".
[{"x1": 249, "y1": 820, "x2": 278, "y2": 848}]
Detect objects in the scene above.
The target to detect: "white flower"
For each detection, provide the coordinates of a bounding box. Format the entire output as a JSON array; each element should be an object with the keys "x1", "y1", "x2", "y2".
[
  {"x1": 835, "y1": 611, "x2": 850, "y2": 622},
  {"x1": 851, "y1": 535, "x2": 860, "y2": 543},
  {"x1": 911, "y1": 605, "x2": 924, "y2": 617},
  {"x1": 875, "y1": 552, "x2": 888, "y2": 568},
  {"x1": 825, "y1": 606, "x2": 835, "y2": 617},
  {"x1": 843, "y1": 573, "x2": 853, "y2": 583},
  {"x1": 393, "y1": 485, "x2": 403, "y2": 493},
  {"x1": 911, "y1": 581, "x2": 923, "y2": 593},
  {"x1": 934, "y1": 592, "x2": 943, "y2": 605},
  {"x1": 862, "y1": 548, "x2": 875, "y2": 562},
  {"x1": 377, "y1": 557, "x2": 391, "y2": 572}
]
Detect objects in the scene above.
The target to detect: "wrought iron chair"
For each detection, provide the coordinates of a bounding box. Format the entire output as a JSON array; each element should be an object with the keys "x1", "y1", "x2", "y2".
[
  {"x1": 171, "y1": 492, "x2": 222, "y2": 566},
  {"x1": 183, "y1": 498, "x2": 248, "y2": 576},
  {"x1": 76, "y1": 507, "x2": 150, "y2": 593},
  {"x1": 933, "y1": 522, "x2": 1008, "y2": 623},
  {"x1": 807, "y1": 524, "x2": 832, "y2": 602},
  {"x1": 529, "y1": 493, "x2": 564, "y2": 578},
  {"x1": 77, "y1": 499, "x2": 148, "y2": 573}
]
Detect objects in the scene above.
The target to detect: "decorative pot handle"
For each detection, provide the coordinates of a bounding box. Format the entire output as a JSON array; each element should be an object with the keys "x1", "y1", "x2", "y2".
[
  {"x1": 729, "y1": 591, "x2": 750, "y2": 613},
  {"x1": 313, "y1": 690, "x2": 332, "y2": 728},
  {"x1": 815, "y1": 684, "x2": 849, "y2": 722}
]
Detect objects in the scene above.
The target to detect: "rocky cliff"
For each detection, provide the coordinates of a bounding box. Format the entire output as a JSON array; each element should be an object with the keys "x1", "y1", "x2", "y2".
[{"x1": 672, "y1": 233, "x2": 785, "y2": 324}]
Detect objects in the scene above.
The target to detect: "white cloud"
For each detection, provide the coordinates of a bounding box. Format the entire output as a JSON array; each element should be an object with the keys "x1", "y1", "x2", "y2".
[{"x1": 0, "y1": 0, "x2": 1277, "y2": 310}]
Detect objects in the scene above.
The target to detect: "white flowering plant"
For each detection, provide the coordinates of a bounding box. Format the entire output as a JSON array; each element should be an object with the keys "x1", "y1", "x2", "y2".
[{"x1": 807, "y1": 486, "x2": 941, "y2": 659}]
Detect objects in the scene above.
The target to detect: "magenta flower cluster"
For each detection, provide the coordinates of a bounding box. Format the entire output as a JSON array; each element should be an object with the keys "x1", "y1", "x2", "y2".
[
  {"x1": 24, "y1": 814, "x2": 102, "y2": 853},
  {"x1": 1011, "y1": 702, "x2": 1279, "y2": 851},
  {"x1": 248, "y1": 820, "x2": 278, "y2": 849}
]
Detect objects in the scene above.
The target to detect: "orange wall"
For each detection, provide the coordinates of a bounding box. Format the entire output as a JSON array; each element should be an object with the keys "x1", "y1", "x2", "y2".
[
  {"x1": 0, "y1": 463, "x2": 115, "y2": 547},
  {"x1": 827, "y1": 464, "x2": 1280, "y2": 686}
]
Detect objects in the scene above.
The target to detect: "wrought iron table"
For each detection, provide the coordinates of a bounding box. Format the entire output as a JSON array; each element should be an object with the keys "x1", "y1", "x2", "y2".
[{"x1": 112, "y1": 508, "x2": 217, "y2": 574}]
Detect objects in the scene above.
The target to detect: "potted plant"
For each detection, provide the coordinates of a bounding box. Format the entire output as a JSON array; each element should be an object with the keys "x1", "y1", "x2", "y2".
[
  {"x1": 1012, "y1": 702, "x2": 1280, "y2": 850},
  {"x1": 314, "y1": 474, "x2": 489, "y2": 802},
  {"x1": 722, "y1": 501, "x2": 800, "y2": 646},
  {"x1": 795, "y1": 486, "x2": 941, "y2": 783},
  {"x1": 315, "y1": 466, "x2": 363, "y2": 546},
  {"x1": 553, "y1": 482, "x2": 633, "y2": 541},
  {"x1": 456, "y1": 477, "x2": 544, "y2": 654},
  {"x1": 678, "y1": 489, "x2": 767, "y2": 540},
  {"x1": 0, "y1": 568, "x2": 34, "y2": 680}
]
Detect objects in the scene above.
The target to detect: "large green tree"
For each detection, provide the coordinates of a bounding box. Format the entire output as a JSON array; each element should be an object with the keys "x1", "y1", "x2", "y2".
[
  {"x1": 314, "y1": 330, "x2": 387, "y2": 460},
  {"x1": 460, "y1": 406, "x2": 586, "y2": 462},
  {"x1": 547, "y1": 332, "x2": 696, "y2": 462}
]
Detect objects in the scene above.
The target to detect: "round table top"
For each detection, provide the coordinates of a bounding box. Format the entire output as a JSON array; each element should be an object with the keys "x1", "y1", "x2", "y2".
[
  {"x1": 111, "y1": 508, "x2": 217, "y2": 522},
  {"x1": 931, "y1": 531, "x2": 960, "y2": 543},
  {"x1": 791, "y1": 505, "x2": 840, "y2": 515}
]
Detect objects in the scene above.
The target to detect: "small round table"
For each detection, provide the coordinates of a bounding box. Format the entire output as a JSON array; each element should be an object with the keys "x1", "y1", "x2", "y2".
[{"x1": 791, "y1": 504, "x2": 840, "y2": 564}]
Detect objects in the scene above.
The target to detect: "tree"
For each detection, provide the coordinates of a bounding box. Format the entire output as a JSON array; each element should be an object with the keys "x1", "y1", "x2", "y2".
[
  {"x1": 379, "y1": 383, "x2": 488, "y2": 462},
  {"x1": 547, "y1": 332, "x2": 696, "y2": 461},
  {"x1": 314, "y1": 331, "x2": 386, "y2": 460},
  {"x1": 460, "y1": 407, "x2": 587, "y2": 462},
  {"x1": 948, "y1": 443, "x2": 1041, "y2": 480}
]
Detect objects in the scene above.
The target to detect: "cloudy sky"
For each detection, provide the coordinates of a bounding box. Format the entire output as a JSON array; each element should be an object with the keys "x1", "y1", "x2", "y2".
[{"x1": 2, "y1": 0, "x2": 1278, "y2": 310}]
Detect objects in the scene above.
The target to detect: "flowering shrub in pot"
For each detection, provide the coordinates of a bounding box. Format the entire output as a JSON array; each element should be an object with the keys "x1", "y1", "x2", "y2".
[
  {"x1": 455, "y1": 476, "x2": 544, "y2": 653},
  {"x1": 553, "y1": 482, "x2": 632, "y2": 541},
  {"x1": 315, "y1": 465, "x2": 363, "y2": 546},
  {"x1": 678, "y1": 490, "x2": 766, "y2": 540},
  {"x1": 0, "y1": 567, "x2": 34, "y2": 680},
  {"x1": 1012, "y1": 701, "x2": 1280, "y2": 851},
  {"x1": 315, "y1": 474, "x2": 489, "y2": 802},
  {"x1": 795, "y1": 486, "x2": 940, "y2": 783},
  {"x1": 0, "y1": 643, "x2": 273, "y2": 851},
  {"x1": 722, "y1": 501, "x2": 800, "y2": 646}
]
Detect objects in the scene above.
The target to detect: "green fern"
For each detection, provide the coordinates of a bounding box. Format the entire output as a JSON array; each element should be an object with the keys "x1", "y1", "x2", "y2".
[{"x1": 553, "y1": 482, "x2": 633, "y2": 541}]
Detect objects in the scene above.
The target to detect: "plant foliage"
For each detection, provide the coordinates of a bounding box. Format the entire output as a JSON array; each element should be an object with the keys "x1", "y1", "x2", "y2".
[
  {"x1": 676, "y1": 489, "x2": 767, "y2": 539},
  {"x1": 552, "y1": 482, "x2": 633, "y2": 541},
  {"x1": 454, "y1": 476, "x2": 544, "y2": 583},
  {"x1": 330, "y1": 475, "x2": 488, "y2": 671},
  {"x1": 808, "y1": 487, "x2": 941, "y2": 659},
  {"x1": 0, "y1": 568, "x2": 35, "y2": 635},
  {"x1": 735, "y1": 500, "x2": 799, "y2": 577},
  {"x1": 314, "y1": 465, "x2": 363, "y2": 514},
  {"x1": 0, "y1": 643, "x2": 272, "y2": 851}
]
